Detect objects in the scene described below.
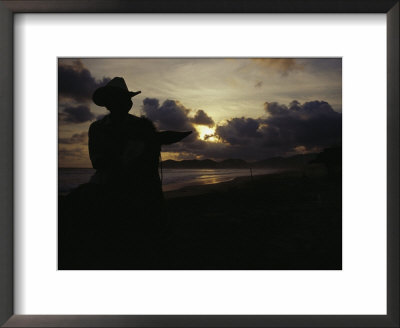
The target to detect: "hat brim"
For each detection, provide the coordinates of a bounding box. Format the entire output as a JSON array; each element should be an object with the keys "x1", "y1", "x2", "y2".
[{"x1": 92, "y1": 86, "x2": 141, "y2": 107}]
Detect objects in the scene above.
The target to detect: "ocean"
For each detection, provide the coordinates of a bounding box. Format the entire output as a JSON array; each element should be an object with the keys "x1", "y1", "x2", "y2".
[{"x1": 58, "y1": 167, "x2": 278, "y2": 194}]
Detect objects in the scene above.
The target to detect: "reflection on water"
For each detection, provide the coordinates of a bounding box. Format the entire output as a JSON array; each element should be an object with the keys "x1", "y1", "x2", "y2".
[
  {"x1": 59, "y1": 168, "x2": 279, "y2": 194},
  {"x1": 161, "y1": 168, "x2": 278, "y2": 191}
]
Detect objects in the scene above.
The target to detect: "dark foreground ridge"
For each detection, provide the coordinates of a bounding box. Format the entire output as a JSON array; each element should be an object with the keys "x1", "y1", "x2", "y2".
[{"x1": 58, "y1": 168, "x2": 341, "y2": 270}]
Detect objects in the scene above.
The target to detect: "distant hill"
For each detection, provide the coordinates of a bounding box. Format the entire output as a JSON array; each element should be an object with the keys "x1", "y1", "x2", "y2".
[
  {"x1": 252, "y1": 153, "x2": 318, "y2": 169},
  {"x1": 162, "y1": 159, "x2": 218, "y2": 169},
  {"x1": 162, "y1": 153, "x2": 318, "y2": 169},
  {"x1": 218, "y1": 159, "x2": 249, "y2": 168}
]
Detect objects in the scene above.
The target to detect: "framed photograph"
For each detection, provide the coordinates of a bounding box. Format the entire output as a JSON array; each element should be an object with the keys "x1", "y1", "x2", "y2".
[
  {"x1": 57, "y1": 57, "x2": 342, "y2": 271},
  {"x1": 0, "y1": 1, "x2": 398, "y2": 327}
]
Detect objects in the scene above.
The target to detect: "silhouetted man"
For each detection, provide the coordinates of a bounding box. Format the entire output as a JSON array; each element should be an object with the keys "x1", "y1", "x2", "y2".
[{"x1": 90, "y1": 77, "x2": 191, "y2": 225}]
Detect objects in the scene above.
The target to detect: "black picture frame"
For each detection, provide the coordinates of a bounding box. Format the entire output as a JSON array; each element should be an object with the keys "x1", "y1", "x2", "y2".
[{"x1": 0, "y1": 0, "x2": 398, "y2": 327}]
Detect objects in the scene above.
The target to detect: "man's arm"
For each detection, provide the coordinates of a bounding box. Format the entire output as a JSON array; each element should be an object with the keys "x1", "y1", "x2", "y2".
[{"x1": 157, "y1": 131, "x2": 192, "y2": 145}]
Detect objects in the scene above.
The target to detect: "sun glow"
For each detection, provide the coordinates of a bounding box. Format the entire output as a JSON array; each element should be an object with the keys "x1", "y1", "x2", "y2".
[{"x1": 195, "y1": 125, "x2": 218, "y2": 142}]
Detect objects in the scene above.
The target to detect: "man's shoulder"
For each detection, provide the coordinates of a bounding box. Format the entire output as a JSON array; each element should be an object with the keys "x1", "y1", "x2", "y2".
[
  {"x1": 90, "y1": 114, "x2": 110, "y2": 127},
  {"x1": 89, "y1": 114, "x2": 156, "y2": 132},
  {"x1": 89, "y1": 115, "x2": 111, "y2": 134}
]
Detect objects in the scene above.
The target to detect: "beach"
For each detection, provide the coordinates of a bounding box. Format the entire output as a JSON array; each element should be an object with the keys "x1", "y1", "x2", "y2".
[
  {"x1": 164, "y1": 171, "x2": 284, "y2": 198},
  {"x1": 59, "y1": 167, "x2": 341, "y2": 270},
  {"x1": 161, "y1": 169, "x2": 341, "y2": 269}
]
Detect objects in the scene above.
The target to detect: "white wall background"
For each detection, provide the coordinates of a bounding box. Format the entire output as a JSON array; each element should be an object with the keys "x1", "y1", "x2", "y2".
[{"x1": 14, "y1": 14, "x2": 386, "y2": 315}]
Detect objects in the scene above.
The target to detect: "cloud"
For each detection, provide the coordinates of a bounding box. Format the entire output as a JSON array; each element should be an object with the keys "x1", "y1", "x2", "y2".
[
  {"x1": 141, "y1": 98, "x2": 200, "y2": 142},
  {"x1": 261, "y1": 100, "x2": 342, "y2": 149},
  {"x1": 58, "y1": 145, "x2": 89, "y2": 167},
  {"x1": 96, "y1": 113, "x2": 107, "y2": 120},
  {"x1": 212, "y1": 100, "x2": 341, "y2": 159},
  {"x1": 251, "y1": 58, "x2": 303, "y2": 75},
  {"x1": 58, "y1": 59, "x2": 111, "y2": 103},
  {"x1": 59, "y1": 95, "x2": 340, "y2": 162},
  {"x1": 299, "y1": 58, "x2": 342, "y2": 75},
  {"x1": 58, "y1": 60, "x2": 111, "y2": 126},
  {"x1": 141, "y1": 98, "x2": 341, "y2": 161},
  {"x1": 176, "y1": 100, "x2": 341, "y2": 160},
  {"x1": 216, "y1": 117, "x2": 261, "y2": 145},
  {"x1": 254, "y1": 81, "x2": 263, "y2": 88},
  {"x1": 60, "y1": 105, "x2": 96, "y2": 123},
  {"x1": 59, "y1": 131, "x2": 88, "y2": 145},
  {"x1": 142, "y1": 98, "x2": 191, "y2": 130},
  {"x1": 191, "y1": 109, "x2": 215, "y2": 127},
  {"x1": 59, "y1": 146, "x2": 85, "y2": 157}
]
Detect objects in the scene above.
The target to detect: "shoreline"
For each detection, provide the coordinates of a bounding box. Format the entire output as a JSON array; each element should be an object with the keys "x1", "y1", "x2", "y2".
[
  {"x1": 59, "y1": 169, "x2": 303, "y2": 198},
  {"x1": 59, "y1": 168, "x2": 287, "y2": 197},
  {"x1": 163, "y1": 169, "x2": 300, "y2": 199}
]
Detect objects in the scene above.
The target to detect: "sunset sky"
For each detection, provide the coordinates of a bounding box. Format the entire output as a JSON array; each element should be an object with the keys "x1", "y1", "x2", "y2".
[{"x1": 58, "y1": 58, "x2": 342, "y2": 168}]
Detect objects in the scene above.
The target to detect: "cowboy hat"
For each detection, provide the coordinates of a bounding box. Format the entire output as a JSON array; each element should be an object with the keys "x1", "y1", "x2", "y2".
[{"x1": 92, "y1": 77, "x2": 141, "y2": 107}]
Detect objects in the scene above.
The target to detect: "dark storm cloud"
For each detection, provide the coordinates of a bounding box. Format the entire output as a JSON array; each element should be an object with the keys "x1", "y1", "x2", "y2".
[
  {"x1": 216, "y1": 117, "x2": 261, "y2": 145},
  {"x1": 59, "y1": 132, "x2": 88, "y2": 145},
  {"x1": 142, "y1": 98, "x2": 199, "y2": 142},
  {"x1": 142, "y1": 98, "x2": 341, "y2": 161},
  {"x1": 261, "y1": 100, "x2": 342, "y2": 149},
  {"x1": 142, "y1": 98, "x2": 192, "y2": 130},
  {"x1": 210, "y1": 100, "x2": 341, "y2": 159},
  {"x1": 173, "y1": 100, "x2": 340, "y2": 160},
  {"x1": 58, "y1": 60, "x2": 111, "y2": 102},
  {"x1": 191, "y1": 109, "x2": 215, "y2": 127},
  {"x1": 61, "y1": 105, "x2": 96, "y2": 123}
]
